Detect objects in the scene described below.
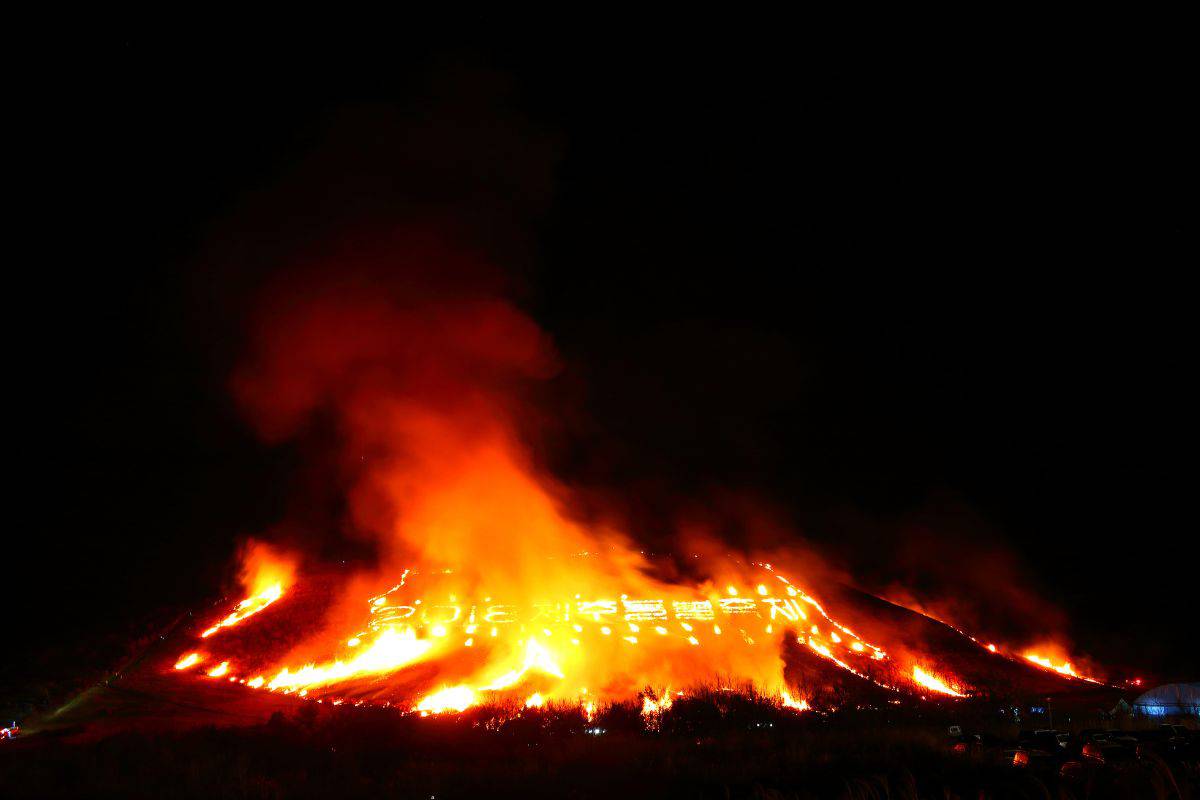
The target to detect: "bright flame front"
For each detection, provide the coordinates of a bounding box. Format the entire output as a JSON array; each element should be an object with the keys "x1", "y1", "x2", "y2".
[{"x1": 172, "y1": 560, "x2": 964, "y2": 714}]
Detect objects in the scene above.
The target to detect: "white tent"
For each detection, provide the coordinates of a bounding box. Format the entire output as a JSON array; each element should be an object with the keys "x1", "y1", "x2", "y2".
[{"x1": 1133, "y1": 683, "x2": 1200, "y2": 717}]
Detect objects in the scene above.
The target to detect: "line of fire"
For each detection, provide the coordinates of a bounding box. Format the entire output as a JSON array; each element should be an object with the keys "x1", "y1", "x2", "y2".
[{"x1": 161, "y1": 548, "x2": 1128, "y2": 723}]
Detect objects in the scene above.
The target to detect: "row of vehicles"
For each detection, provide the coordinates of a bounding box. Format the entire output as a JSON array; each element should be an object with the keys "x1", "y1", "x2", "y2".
[
  {"x1": 1073, "y1": 725, "x2": 1196, "y2": 765},
  {"x1": 948, "y1": 723, "x2": 1198, "y2": 772}
]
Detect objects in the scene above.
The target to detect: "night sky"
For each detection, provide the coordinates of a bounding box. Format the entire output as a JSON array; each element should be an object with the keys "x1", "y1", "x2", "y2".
[{"x1": 12, "y1": 32, "x2": 1195, "y2": 684}]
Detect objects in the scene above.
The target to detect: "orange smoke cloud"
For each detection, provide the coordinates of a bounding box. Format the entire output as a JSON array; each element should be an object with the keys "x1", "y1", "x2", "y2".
[
  {"x1": 195, "y1": 243, "x2": 918, "y2": 707},
  {"x1": 176, "y1": 237, "x2": 1097, "y2": 711},
  {"x1": 229, "y1": 255, "x2": 658, "y2": 596}
]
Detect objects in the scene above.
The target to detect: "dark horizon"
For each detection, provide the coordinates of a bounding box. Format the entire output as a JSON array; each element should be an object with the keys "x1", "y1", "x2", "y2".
[{"x1": 11, "y1": 31, "x2": 1196, "y2": 693}]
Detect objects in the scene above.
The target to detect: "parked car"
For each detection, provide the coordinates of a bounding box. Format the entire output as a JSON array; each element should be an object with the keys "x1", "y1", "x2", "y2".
[
  {"x1": 1081, "y1": 738, "x2": 1136, "y2": 765},
  {"x1": 1019, "y1": 729, "x2": 1069, "y2": 752}
]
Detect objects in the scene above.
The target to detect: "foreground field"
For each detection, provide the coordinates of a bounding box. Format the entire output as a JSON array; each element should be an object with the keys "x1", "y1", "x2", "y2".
[{"x1": 4, "y1": 695, "x2": 1197, "y2": 799}]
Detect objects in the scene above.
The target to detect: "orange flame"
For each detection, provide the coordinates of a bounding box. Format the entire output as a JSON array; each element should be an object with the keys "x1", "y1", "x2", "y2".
[
  {"x1": 1023, "y1": 651, "x2": 1101, "y2": 684},
  {"x1": 911, "y1": 665, "x2": 965, "y2": 697},
  {"x1": 196, "y1": 541, "x2": 297, "y2": 639},
  {"x1": 780, "y1": 690, "x2": 810, "y2": 712},
  {"x1": 200, "y1": 583, "x2": 285, "y2": 639},
  {"x1": 641, "y1": 689, "x2": 675, "y2": 718},
  {"x1": 174, "y1": 652, "x2": 202, "y2": 670},
  {"x1": 169, "y1": 552, "x2": 997, "y2": 719},
  {"x1": 417, "y1": 685, "x2": 477, "y2": 714},
  {"x1": 166, "y1": 273, "x2": 1117, "y2": 717}
]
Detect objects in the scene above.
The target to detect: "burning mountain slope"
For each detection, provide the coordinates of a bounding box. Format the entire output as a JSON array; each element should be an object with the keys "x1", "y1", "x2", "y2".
[
  {"x1": 20, "y1": 566, "x2": 1119, "y2": 745},
  {"x1": 170, "y1": 558, "x2": 902, "y2": 712},
  {"x1": 140, "y1": 244, "x2": 1120, "y2": 724},
  {"x1": 163, "y1": 553, "x2": 1113, "y2": 718},
  {"x1": 817, "y1": 585, "x2": 1113, "y2": 698},
  {"x1": 189, "y1": 266, "x2": 890, "y2": 712}
]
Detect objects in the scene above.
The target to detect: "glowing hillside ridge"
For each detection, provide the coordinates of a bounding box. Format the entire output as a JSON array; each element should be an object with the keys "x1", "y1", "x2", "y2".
[{"x1": 171, "y1": 561, "x2": 981, "y2": 712}]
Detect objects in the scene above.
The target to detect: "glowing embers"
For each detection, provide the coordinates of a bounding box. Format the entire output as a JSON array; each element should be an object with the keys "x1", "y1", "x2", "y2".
[
  {"x1": 1022, "y1": 652, "x2": 1101, "y2": 684},
  {"x1": 911, "y1": 665, "x2": 965, "y2": 698},
  {"x1": 200, "y1": 583, "x2": 285, "y2": 639}
]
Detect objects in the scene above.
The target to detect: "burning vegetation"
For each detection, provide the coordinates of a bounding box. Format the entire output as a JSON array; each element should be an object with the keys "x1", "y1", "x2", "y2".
[
  {"x1": 170, "y1": 548, "x2": 1108, "y2": 721},
  {"x1": 157, "y1": 249, "x2": 1113, "y2": 725},
  {"x1": 173, "y1": 557, "x2": 903, "y2": 714}
]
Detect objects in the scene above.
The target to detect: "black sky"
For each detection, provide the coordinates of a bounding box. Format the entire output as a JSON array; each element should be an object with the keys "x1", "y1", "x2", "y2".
[{"x1": 12, "y1": 30, "x2": 1196, "y2": 682}]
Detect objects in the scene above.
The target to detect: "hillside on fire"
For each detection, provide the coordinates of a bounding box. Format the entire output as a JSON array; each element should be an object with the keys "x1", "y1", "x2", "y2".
[{"x1": 6, "y1": 22, "x2": 1197, "y2": 800}]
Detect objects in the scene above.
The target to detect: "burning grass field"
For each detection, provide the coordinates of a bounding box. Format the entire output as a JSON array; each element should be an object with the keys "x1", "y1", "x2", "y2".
[
  {"x1": 142, "y1": 551, "x2": 1114, "y2": 724},
  {"x1": 7, "y1": 569, "x2": 1190, "y2": 799},
  {"x1": 6, "y1": 556, "x2": 1128, "y2": 742}
]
